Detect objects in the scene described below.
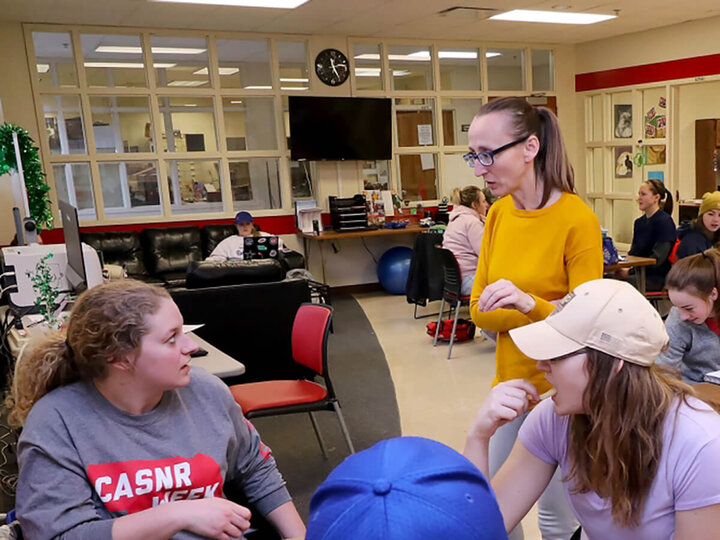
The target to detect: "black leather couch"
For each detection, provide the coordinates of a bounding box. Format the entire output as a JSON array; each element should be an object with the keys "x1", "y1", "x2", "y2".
[{"x1": 81, "y1": 224, "x2": 304, "y2": 288}]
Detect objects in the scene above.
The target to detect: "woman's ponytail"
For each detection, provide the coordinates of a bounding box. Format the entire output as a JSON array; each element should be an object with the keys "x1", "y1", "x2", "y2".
[
  {"x1": 6, "y1": 333, "x2": 80, "y2": 428},
  {"x1": 645, "y1": 178, "x2": 673, "y2": 215}
]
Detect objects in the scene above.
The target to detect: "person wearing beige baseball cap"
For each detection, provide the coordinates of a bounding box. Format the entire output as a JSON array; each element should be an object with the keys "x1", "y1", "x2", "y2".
[
  {"x1": 464, "y1": 279, "x2": 720, "y2": 540},
  {"x1": 676, "y1": 191, "x2": 720, "y2": 260}
]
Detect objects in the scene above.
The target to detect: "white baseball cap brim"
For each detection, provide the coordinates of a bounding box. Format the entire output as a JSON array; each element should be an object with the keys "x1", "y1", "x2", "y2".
[{"x1": 509, "y1": 320, "x2": 586, "y2": 361}]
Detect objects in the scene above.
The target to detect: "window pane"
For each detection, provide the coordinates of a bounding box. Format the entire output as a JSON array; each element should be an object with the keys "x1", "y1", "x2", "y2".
[
  {"x1": 442, "y1": 153, "x2": 480, "y2": 196},
  {"x1": 389, "y1": 45, "x2": 432, "y2": 91},
  {"x1": 42, "y1": 95, "x2": 87, "y2": 155},
  {"x1": 612, "y1": 199, "x2": 636, "y2": 245},
  {"x1": 531, "y1": 49, "x2": 553, "y2": 91},
  {"x1": 398, "y1": 153, "x2": 438, "y2": 200},
  {"x1": 277, "y1": 41, "x2": 309, "y2": 91},
  {"x1": 216, "y1": 38, "x2": 271, "y2": 89},
  {"x1": 362, "y1": 160, "x2": 391, "y2": 190},
  {"x1": 52, "y1": 163, "x2": 95, "y2": 219},
  {"x1": 89, "y1": 96, "x2": 153, "y2": 153},
  {"x1": 591, "y1": 198, "x2": 605, "y2": 227},
  {"x1": 32, "y1": 31, "x2": 78, "y2": 88},
  {"x1": 441, "y1": 98, "x2": 483, "y2": 147},
  {"x1": 151, "y1": 36, "x2": 209, "y2": 88},
  {"x1": 587, "y1": 94, "x2": 604, "y2": 142},
  {"x1": 99, "y1": 161, "x2": 162, "y2": 218},
  {"x1": 80, "y1": 34, "x2": 147, "y2": 88},
  {"x1": 487, "y1": 48, "x2": 525, "y2": 91},
  {"x1": 290, "y1": 160, "x2": 314, "y2": 200},
  {"x1": 157, "y1": 96, "x2": 217, "y2": 152},
  {"x1": 395, "y1": 98, "x2": 435, "y2": 148},
  {"x1": 167, "y1": 159, "x2": 223, "y2": 215},
  {"x1": 229, "y1": 158, "x2": 282, "y2": 210},
  {"x1": 439, "y1": 48, "x2": 480, "y2": 91},
  {"x1": 587, "y1": 147, "x2": 604, "y2": 192},
  {"x1": 353, "y1": 44, "x2": 383, "y2": 91},
  {"x1": 222, "y1": 97, "x2": 276, "y2": 151}
]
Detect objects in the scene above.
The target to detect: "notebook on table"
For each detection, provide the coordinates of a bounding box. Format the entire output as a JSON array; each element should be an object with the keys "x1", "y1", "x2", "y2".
[{"x1": 243, "y1": 236, "x2": 280, "y2": 260}]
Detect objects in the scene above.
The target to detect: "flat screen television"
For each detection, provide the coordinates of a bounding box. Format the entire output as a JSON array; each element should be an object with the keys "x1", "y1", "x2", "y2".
[
  {"x1": 289, "y1": 96, "x2": 391, "y2": 161},
  {"x1": 58, "y1": 200, "x2": 87, "y2": 293}
]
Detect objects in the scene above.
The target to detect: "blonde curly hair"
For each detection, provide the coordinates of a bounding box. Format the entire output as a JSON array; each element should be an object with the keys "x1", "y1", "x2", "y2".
[{"x1": 6, "y1": 280, "x2": 170, "y2": 427}]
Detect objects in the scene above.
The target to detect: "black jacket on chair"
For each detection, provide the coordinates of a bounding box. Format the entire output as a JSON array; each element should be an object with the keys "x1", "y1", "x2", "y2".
[{"x1": 406, "y1": 232, "x2": 444, "y2": 307}]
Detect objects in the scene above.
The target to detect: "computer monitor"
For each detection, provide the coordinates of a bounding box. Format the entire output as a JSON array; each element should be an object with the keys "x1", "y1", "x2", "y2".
[{"x1": 58, "y1": 200, "x2": 87, "y2": 292}]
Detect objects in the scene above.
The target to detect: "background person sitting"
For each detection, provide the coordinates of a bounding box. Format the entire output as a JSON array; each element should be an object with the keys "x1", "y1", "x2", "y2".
[
  {"x1": 464, "y1": 279, "x2": 720, "y2": 539},
  {"x1": 657, "y1": 249, "x2": 720, "y2": 383},
  {"x1": 305, "y1": 436, "x2": 507, "y2": 540},
  {"x1": 442, "y1": 186, "x2": 489, "y2": 295},
  {"x1": 206, "y1": 210, "x2": 285, "y2": 262},
  {"x1": 8, "y1": 280, "x2": 306, "y2": 540},
  {"x1": 616, "y1": 179, "x2": 676, "y2": 291},
  {"x1": 676, "y1": 191, "x2": 720, "y2": 259}
]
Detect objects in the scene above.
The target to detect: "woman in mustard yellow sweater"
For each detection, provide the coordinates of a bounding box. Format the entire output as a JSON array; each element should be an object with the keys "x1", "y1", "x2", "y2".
[{"x1": 464, "y1": 97, "x2": 603, "y2": 540}]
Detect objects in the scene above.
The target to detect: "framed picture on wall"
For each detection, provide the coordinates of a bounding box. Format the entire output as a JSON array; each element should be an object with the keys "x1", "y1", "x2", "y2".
[
  {"x1": 614, "y1": 104, "x2": 632, "y2": 138},
  {"x1": 614, "y1": 146, "x2": 633, "y2": 178}
]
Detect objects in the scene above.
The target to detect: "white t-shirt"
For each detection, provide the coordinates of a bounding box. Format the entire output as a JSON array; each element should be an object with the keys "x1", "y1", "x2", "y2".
[
  {"x1": 205, "y1": 232, "x2": 284, "y2": 262},
  {"x1": 518, "y1": 397, "x2": 720, "y2": 539}
]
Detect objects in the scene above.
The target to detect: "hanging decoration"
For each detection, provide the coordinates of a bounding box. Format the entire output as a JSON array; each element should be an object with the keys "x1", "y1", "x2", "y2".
[{"x1": 0, "y1": 123, "x2": 53, "y2": 231}]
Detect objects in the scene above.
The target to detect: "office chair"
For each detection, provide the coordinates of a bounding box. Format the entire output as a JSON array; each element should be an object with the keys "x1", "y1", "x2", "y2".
[
  {"x1": 229, "y1": 303, "x2": 354, "y2": 458},
  {"x1": 433, "y1": 246, "x2": 472, "y2": 359}
]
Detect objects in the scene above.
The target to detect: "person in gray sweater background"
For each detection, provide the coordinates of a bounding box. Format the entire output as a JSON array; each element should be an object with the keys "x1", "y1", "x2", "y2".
[
  {"x1": 7, "y1": 280, "x2": 306, "y2": 540},
  {"x1": 658, "y1": 249, "x2": 720, "y2": 383}
]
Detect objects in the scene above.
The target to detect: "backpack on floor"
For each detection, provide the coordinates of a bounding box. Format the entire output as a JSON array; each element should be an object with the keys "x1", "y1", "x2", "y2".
[{"x1": 426, "y1": 318, "x2": 476, "y2": 342}]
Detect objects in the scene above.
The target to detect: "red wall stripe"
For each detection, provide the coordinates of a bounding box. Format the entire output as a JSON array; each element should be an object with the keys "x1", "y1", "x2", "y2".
[{"x1": 575, "y1": 53, "x2": 720, "y2": 92}]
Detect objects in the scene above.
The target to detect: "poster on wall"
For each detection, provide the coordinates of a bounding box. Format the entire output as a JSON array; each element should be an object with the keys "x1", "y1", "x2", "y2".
[
  {"x1": 644, "y1": 98, "x2": 667, "y2": 138},
  {"x1": 614, "y1": 146, "x2": 633, "y2": 178},
  {"x1": 646, "y1": 145, "x2": 666, "y2": 165},
  {"x1": 614, "y1": 105, "x2": 632, "y2": 138}
]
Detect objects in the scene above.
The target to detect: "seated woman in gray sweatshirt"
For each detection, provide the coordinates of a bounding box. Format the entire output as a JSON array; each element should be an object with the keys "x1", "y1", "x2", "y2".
[
  {"x1": 657, "y1": 249, "x2": 720, "y2": 383},
  {"x1": 8, "y1": 280, "x2": 306, "y2": 540}
]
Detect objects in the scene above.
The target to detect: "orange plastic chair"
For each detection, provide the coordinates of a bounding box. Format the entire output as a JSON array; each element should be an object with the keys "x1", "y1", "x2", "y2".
[{"x1": 229, "y1": 303, "x2": 354, "y2": 458}]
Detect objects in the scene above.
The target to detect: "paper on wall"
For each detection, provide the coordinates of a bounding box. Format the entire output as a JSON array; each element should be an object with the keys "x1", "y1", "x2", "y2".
[
  {"x1": 417, "y1": 124, "x2": 433, "y2": 145},
  {"x1": 420, "y1": 153, "x2": 434, "y2": 170}
]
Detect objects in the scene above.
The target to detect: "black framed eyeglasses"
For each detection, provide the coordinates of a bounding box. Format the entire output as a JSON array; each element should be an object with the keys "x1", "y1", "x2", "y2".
[{"x1": 462, "y1": 135, "x2": 530, "y2": 168}]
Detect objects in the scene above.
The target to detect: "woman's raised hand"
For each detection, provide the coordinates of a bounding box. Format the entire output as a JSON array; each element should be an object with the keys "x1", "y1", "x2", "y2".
[
  {"x1": 477, "y1": 279, "x2": 536, "y2": 313},
  {"x1": 469, "y1": 379, "x2": 539, "y2": 441}
]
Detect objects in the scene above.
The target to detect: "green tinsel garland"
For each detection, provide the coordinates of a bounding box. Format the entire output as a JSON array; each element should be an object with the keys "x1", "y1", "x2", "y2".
[{"x1": 0, "y1": 123, "x2": 53, "y2": 231}]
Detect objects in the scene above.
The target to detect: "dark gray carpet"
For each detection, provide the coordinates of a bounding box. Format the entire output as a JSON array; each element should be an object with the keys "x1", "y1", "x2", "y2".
[{"x1": 250, "y1": 294, "x2": 401, "y2": 519}]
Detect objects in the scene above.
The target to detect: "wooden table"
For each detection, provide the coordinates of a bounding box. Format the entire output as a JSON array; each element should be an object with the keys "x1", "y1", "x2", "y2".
[
  {"x1": 605, "y1": 255, "x2": 656, "y2": 294},
  {"x1": 297, "y1": 225, "x2": 425, "y2": 283}
]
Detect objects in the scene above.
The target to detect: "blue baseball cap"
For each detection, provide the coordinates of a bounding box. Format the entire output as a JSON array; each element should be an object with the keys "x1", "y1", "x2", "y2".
[
  {"x1": 234, "y1": 211, "x2": 253, "y2": 225},
  {"x1": 306, "y1": 437, "x2": 507, "y2": 540}
]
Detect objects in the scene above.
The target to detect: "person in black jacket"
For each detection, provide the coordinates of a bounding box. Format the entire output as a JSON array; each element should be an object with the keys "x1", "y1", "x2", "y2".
[
  {"x1": 616, "y1": 179, "x2": 676, "y2": 291},
  {"x1": 676, "y1": 191, "x2": 720, "y2": 260}
]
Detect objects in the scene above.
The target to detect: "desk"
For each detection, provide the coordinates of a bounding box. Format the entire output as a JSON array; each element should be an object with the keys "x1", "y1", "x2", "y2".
[
  {"x1": 6, "y1": 322, "x2": 244, "y2": 380},
  {"x1": 187, "y1": 332, "x2": 245, "y2": 378},
  {"x1": 297, "y1": 225, "x2": 425, "y2": 283},
  {"x1": 605, "y1": 255, "x2": 656, "y2": 294}
]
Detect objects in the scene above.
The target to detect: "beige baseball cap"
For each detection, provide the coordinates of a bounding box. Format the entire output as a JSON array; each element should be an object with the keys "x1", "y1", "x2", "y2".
[{"x1": 509, "y1": 279, "x2": 668, "y2": 367}]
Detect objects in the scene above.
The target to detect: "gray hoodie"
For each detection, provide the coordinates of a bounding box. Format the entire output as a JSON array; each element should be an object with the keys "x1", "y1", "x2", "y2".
[{"x1": 657, "y1": 306, "x2": 720, "y2": 383}]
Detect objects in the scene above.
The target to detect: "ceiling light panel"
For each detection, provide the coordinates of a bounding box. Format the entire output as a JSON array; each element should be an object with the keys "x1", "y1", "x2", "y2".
[
  {"x1": 95, "y1": 46, "x2": 207, "y2": 55},
  {"x1": 490, "y1": 9, "x2": 616, "y2": 24},
  {"x1": 149, "y1": 0, "x2": 309, "y2": 7}
]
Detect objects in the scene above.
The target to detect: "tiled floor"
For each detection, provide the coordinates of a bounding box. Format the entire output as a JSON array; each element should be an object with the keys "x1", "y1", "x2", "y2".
[{"x1": 354, "y1": 291, "x2": 542, "y2": 540}]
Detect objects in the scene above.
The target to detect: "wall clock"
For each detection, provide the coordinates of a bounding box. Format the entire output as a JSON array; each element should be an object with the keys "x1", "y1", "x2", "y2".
[{"x1": 315, "y1": 48, "x2": 350, "y2": 86}]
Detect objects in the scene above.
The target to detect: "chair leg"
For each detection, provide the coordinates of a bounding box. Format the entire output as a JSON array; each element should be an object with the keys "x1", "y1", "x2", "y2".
[
  {"x1": 308, "y1": 412, "x2": 329, "y2": 459},
  {"x1": 447, "y1": 301, "x2": 462, "y2": 359},
  {"x1": 332, "y1": 401, "x2": 355, "y2": 454},
  {"x1": 433, "y1": 298, "x2": 446, "y2": 347}
]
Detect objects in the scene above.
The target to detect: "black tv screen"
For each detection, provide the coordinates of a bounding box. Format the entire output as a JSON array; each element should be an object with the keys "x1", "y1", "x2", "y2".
[{"x1": 289, "y1": 96, "x2": 391, "y2": 161}]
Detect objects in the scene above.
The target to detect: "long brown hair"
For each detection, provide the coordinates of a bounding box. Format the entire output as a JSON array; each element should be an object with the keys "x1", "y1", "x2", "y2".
[
  {"x1": 665, "y1": 248, "x2": 720, "y2": 315},
  {"x1": 477, "y1": 97, "x2": 574, "y2": 208},
  {"x1": 567, "y1": 349, "x2": 720, "y2": 527},
  {"x1": 6, "y1": 280, "x2": 170, "y2": 427},
  {"x1": 643, "y1": 178, "x2": 674, "y2": 215}
]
